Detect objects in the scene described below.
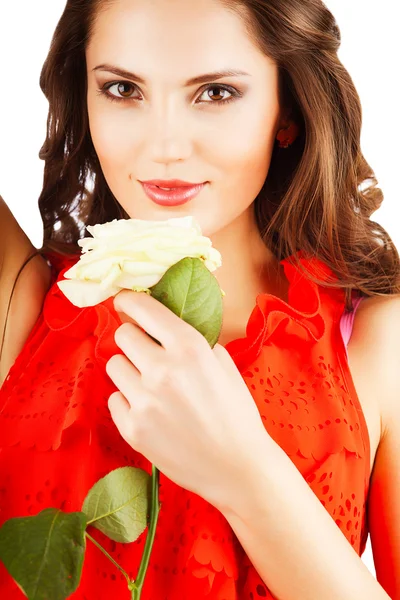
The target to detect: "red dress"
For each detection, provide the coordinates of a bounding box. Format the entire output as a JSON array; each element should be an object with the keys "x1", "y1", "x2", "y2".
[{"x1": 0, "y1": 249, "x2": 369, "y2": 599}]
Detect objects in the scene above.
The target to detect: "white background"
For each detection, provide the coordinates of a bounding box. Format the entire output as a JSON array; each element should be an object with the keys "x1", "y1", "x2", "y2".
[{"x1": 1, "y1": 0, "x2": 399, "y2": 579}]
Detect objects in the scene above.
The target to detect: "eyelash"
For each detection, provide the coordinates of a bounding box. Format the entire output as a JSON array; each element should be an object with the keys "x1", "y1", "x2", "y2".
[{"x1": 96, "y1": 81, "x2": 242, "y2": 107}]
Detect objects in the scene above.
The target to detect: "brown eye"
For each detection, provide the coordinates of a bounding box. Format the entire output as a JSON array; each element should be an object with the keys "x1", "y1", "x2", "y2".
[
  {"x1": 197, "y1": 84, "x2": 241, "y2": 106},
  {"x1": 102, "y1": 81, "x2": 138, "y2": 100},
  {"x1": 115, "y1": 82, "x2": 135, "y2": 98},
  {"x1": 206, "y1": 86, "x2": 227, "y2": 101}
]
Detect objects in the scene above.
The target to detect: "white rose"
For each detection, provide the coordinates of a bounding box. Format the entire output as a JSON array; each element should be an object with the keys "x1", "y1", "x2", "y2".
[{"x1": 57, "y1": 216, "x2": 222, "y2": 308}]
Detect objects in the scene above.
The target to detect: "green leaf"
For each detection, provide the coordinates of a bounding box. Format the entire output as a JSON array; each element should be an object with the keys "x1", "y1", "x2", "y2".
[
  {"x1": 0, "y1": 508, "x2": 87, "y2": 600},
  {"x1": 82, "y1": 466, "x2": 151, "y2": 543},
  {"x1": 150, "y1": 257, "x2": 223, "y2": 348}
]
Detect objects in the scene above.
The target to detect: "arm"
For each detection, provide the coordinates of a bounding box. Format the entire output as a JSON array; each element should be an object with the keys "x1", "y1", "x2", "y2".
[
  {"x1": 0, "y1": 195, "x2": 52, "y2": 384},
  {"x1": 368, "y1": 405, "x2": 400, "y2": 599},
  {"x1": 218, "y1": 295, "x2": 400, "y2": 600},
  {"x1": 0, "y1": 194, "x2": 40, "y2": 280},
  {"x1": 221, "y1": 433, "x2": 391, "y2": 600},
  {"x1": 360, "y1": 296, "x2": 400, "y2": 599}
]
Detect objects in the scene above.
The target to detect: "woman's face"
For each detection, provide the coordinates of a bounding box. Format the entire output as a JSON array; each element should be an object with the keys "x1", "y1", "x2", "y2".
[{"x1": 86, "y1": 0, "x2": 284, "y2": 238}]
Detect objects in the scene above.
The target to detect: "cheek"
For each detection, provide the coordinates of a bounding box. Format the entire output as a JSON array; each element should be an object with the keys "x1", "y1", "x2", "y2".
[
  {"x1": 87, "y1": 101, "x2": 136, "y2": 199},
  {"x1": 211, "y1": 105, "x2": 278, "y2": 192},
  {"x1": 87, "y1": 94, "x2": 134, "y2": 169},
  {"x1": 90, "y1": 114, "x2": 129, "y2": 166}
]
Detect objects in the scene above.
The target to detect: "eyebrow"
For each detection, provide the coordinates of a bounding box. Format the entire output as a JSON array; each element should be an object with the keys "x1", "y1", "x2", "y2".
[{"x1": 92, "y1": 64, "x2": 251, "y2": 86}]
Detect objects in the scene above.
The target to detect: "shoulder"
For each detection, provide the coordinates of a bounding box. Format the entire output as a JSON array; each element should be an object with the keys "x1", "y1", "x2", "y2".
[
  {"x1": 0, "y1": 252, "x2": 52, "y2": 385},
  {"x1": 349, "y1": 293, "x2": 400, "y2": 439},
  {"x1": 354, "y1": 294, "x2": 400, "y2": 592}
]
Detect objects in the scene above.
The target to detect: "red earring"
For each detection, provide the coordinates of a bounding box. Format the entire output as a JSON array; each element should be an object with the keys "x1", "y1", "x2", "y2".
[{"x1": 276, "y1": 121, "x2": 300, "y2": 148}]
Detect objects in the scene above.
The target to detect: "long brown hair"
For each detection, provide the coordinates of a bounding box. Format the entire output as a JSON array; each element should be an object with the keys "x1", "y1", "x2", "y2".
[{"x1": 35, "y1": 0, "x2": 400, "y2": 311}]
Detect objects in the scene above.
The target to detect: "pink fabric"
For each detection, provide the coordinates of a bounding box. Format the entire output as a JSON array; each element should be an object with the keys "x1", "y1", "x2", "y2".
[{"x1": 340, "y1": 294, "x2": 364, "y2": 358}]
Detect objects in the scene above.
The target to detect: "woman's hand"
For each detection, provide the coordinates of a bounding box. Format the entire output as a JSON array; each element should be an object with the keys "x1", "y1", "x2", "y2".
[{"x1": 105, "y1": 289, "x2": 269, "y2": 514}]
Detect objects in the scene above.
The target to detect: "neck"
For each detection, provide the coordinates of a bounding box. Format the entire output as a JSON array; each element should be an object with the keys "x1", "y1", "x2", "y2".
[{"x1": 207, "y1": 207, "x2": 287, "y2": 319}]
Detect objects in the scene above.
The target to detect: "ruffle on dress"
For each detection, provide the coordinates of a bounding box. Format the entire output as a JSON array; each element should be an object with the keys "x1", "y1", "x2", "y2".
[{"x1": 224, "y1": 250, "x2": 344, "y2": 372}]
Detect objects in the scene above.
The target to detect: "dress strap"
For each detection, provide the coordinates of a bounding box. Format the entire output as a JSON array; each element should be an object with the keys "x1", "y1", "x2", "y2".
[
  {"x1": 340, "y1": 294, "x2": 364, "y2": 357},
  {"x1": 0, "y1": 250, "x2": 43, "y2": 368}
]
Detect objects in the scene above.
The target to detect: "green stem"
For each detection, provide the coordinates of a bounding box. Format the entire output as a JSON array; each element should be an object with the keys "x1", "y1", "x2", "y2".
[
  {"x1": 85, "y1": 465, "x2": 161, "y2": 599},
  {"x1": 85, "y1": 531, "x2": 131, "y2": 586},
  {"x1": 131, "y1": 464, "x2": 161, "y2": 600}
]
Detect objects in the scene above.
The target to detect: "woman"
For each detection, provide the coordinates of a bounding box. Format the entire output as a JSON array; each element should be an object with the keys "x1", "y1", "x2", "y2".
[{"x1": 0, "y1": 0, "x2": 399, "y2": 598}]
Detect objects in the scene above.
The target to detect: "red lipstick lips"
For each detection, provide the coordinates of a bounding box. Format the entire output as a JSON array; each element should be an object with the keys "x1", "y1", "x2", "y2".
[{"x1": 140, "y1": 179, "x2": 207, "y2": 206}]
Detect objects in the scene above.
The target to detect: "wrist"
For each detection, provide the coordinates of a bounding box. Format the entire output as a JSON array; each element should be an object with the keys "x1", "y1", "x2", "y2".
[{"x1": 217, "y1": 429, "x2": 282, "y2": 522}]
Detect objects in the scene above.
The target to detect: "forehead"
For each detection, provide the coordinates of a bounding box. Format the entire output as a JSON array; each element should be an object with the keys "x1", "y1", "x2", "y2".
[{"x1": 87, "y1": 0, "x2": 275, "y2": 81}]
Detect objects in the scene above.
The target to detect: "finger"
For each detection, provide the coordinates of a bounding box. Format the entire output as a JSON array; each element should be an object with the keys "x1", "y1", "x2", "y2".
[
  {"x1": 115, "y1": 308, "x2": 141, "y2": 329},
  {"x1": 105, "y1": 353, "x2": 142, "y2": 408},
  {"x1": 108, "y1": 391, "x2": 132, "y2": 442},
  {"x1": 113, "y1": 290, "x2": 200, "y2": 352},
  {"x1": 114, "y1": 322, "x2": 165, "y2": 377}
]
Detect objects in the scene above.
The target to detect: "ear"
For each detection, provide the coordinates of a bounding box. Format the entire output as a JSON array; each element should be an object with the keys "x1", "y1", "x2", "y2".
[{"x1": 277, "y1": 108, "x2": 293, "y2": 130}]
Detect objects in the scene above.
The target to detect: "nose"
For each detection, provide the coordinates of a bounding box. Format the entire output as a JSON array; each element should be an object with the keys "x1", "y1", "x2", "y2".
[{"x1": 147, "y1": 101, "x2": 193, "y2": 165}]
